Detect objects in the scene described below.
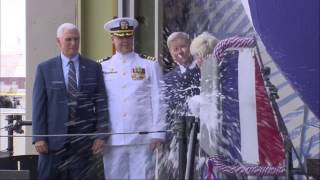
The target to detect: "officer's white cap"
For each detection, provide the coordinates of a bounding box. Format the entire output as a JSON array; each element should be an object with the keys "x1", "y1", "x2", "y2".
[{"x1": 104, "y1": 17, "x2": 138, "y2": 37}]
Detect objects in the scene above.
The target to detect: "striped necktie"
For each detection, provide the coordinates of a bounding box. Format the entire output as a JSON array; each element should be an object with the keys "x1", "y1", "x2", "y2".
[{"x1": 68, "y1": 60, "x2": 78, "y2": 122}]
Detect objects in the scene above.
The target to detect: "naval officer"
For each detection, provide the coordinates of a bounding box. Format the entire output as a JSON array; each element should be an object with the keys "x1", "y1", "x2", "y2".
[{"x1": 100, "y1": 17, "x2": 166, "y2": 179}]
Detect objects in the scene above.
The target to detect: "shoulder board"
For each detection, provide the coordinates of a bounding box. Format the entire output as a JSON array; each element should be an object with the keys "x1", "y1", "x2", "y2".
[
  {"x1": 139, "y1": 54, "x2": 157, "y2": 61},
  {"x1": 96, "y1": 57, "x2": 111, "y2": 63}
]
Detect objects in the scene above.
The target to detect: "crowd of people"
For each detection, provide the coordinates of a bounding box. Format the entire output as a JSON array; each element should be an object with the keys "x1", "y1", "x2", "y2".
[{"x1": 32, "y1": 17, "x2": 219, "y2": 180}]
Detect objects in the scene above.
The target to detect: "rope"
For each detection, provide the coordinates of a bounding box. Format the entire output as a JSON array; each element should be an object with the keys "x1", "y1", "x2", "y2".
[
  {"x1": 213, "y1": 36, "x2": 256, "y2": 60},
  {"x1": 208, "y1": 155, "x2": 285, "y2": 176},
  {"x1": 0, "y1": 130, "x2": 171, "y2": 138}
]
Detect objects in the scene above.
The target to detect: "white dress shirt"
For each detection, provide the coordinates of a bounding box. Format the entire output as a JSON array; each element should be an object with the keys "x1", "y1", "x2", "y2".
[{"x1": 61, "y1": 53, "x2": 80, "y2": 88}]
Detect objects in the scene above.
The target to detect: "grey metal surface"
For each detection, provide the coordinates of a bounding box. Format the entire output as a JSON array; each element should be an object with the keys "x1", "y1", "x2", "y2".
[{"x1": 0, "y1": 170, "x2": 29, "y2": 180}]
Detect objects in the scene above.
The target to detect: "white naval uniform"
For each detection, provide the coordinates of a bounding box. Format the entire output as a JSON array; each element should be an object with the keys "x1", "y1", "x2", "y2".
[{"x1": 101, "y1": 51, "x2": 166, "y2": 179}]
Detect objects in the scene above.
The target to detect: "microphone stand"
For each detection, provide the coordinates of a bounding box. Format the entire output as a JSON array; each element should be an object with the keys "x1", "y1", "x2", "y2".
[
  {"x1": 176, "y1": 115, "x2": 199, "y2": 180},
  {"x1": 185, "y1": 116, "x2": 199, "y2": 180},
  {"x1": 5, "y1": 115, "x2": 32, "y2": 156},
  {"x1": 175, "y1": 115, "x2": 187, "y2": 180}
]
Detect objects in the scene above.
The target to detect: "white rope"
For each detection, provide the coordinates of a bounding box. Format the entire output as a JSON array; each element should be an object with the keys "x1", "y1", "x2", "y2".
[{"x1": 0, "y1": 130, "x2": 172, "y2": 138}]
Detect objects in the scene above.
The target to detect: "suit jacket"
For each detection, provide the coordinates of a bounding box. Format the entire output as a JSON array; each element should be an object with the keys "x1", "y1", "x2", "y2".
[
  {"x1": 163, "y1": 65, "x2": 201, "y2": 122},
  {"x1": 32, "y1": 55, "x2": 109, "y2": 151}
]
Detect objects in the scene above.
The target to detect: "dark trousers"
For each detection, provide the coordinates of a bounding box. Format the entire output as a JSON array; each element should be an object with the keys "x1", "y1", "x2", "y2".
[{"x1": 37, "y1": 138, "x2": 92, "y2": 180}]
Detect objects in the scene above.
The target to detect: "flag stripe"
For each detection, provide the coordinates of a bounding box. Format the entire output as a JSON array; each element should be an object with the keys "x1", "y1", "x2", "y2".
[
  {"x1": 254, "y1": 56, "x2": 285, "y2": 166},
  {"x1": 220, "y1": 51, "x2": 242, "y2": 161},
  {"x1": 238, "y1": 48, "x2": 259, "y2": 163}
]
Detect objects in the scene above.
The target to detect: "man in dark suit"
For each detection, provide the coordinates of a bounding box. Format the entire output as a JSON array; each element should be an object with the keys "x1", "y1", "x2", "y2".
[
  {"x1": 164, "y1": 32, "x2": 200, "y2": 120},
  {"x1": 160, "y1": 32, "x2": 201, "y2": 179},
  {"x1": 32, "y1": 23, "x2": 109, "y2": 180}
]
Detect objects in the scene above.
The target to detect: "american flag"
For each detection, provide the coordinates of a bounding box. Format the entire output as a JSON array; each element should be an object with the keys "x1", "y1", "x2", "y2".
[{"x1": 204, "y1": 46, "x2": 285, "y2": 177}]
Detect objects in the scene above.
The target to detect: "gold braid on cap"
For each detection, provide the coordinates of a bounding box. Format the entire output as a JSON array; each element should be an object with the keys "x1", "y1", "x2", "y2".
[
  {"x1": 112, "y1": 32, "x2": 134, "y2": 37},
  {"x1": 111, "y1": 29, "x2": 134, "y2": 33}
]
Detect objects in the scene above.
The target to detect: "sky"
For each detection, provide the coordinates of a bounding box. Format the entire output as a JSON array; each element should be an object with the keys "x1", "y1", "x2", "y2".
[
  {"x1": 0, "y1": 0, "x2": 26, "y2": 77},
  {"x1": 0, "y1": 0, "x2": 25, "y2": 54}
]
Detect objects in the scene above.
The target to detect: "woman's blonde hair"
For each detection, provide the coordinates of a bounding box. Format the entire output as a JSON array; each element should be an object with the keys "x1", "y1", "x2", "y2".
[{"x1": 190, "y1": 32, "x2": 219, "y2": 58}]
